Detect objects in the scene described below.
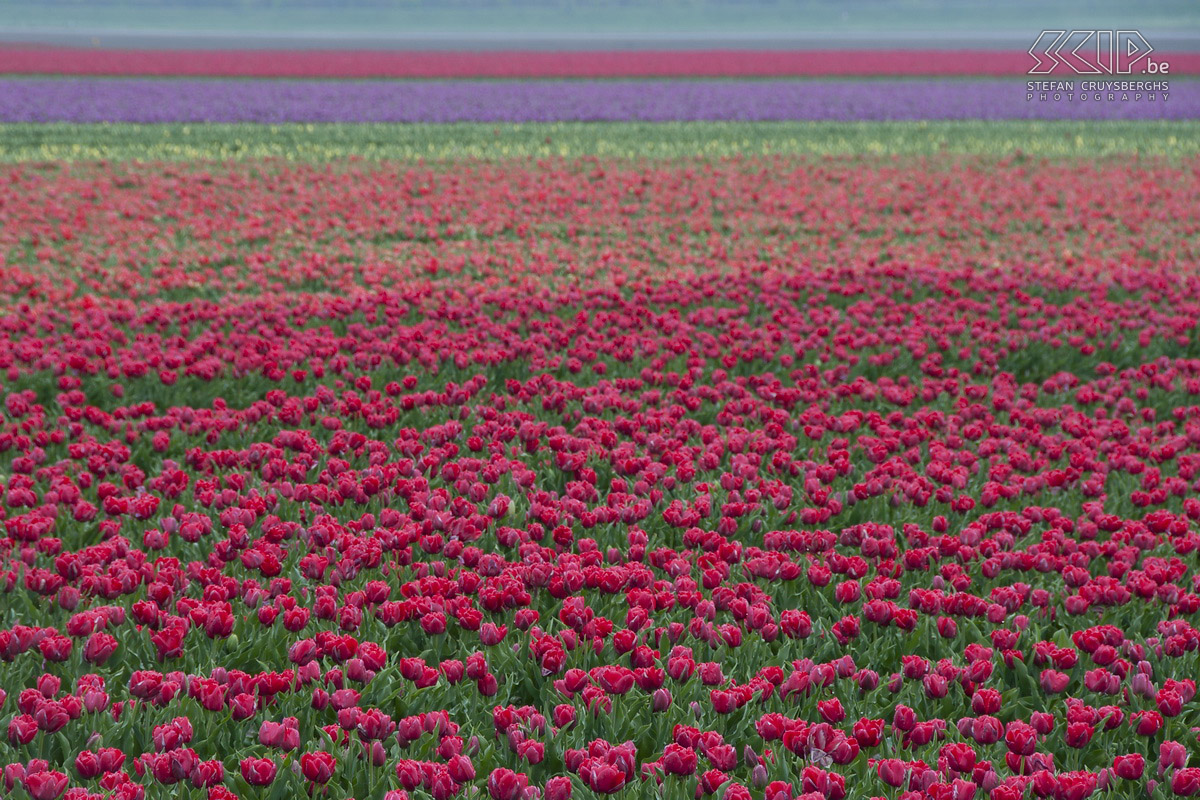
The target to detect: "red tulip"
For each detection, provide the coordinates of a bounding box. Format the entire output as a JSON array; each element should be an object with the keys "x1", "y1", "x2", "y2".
[
  {"x1": 37, "y1": 636, "x2": 72, "y2": 663},
  {"x1": 661, "y1": 744, "x2": 697, "y2": 776},
  {"x1": 447, "y1": 755, "x2": 475, "y2": 783},
  {"x1": 1161, "y1": 740, "x2": 1189, "y2": 777},
  {"x1": 487, "y1": 768, "x2": 528, "y2": 800},
  {"x1": 545, "y1": 776, "x2": 572, "y2": 800},
  {"x1": 74, "y1": 751, "x2": 102, "y2": 779},
  {"x1": 240, "y1": 757, "x2": 276, "y2": 787},
  {"x1": 584, "y1": 762, "x2": 626, "y2": 794},
  {"x1": 1158, "y1": 689, "x2": 1184, "y2": 718},
  {"x1": 83, "y1": 632, "x2": 118, "y2": 665},
  {"x1": 1065, "y1": 722, "x2": 1094, "y2": 748},
  {"x1": 553, "y1": 704, "x2": 576, "y2": 728},
  {"x1": 1039, "y1": 669, "x2": 1069, "y2": 694},
  {"x1": 7, "y1": 714, "x2": 37, "y2": 745},
  {"x1": 189, "y1": 760, "x2": 223, "y2": 788},
  {"x1": 1173, "y1": 768, "x2": 1200, "y2": 797},
  {"x1": 480, "y1": 623, "x2": 507, "y2": 646},
  {"x1": 877, "y1": 759, "x2": 906, "y2": 787},
  {"x1": 24, "y1": 772, "x2": 68, "y2": 800},
  {"x1": 230, "y1": 693, "x2": 257, "y2": 720},
  {"x1": 1134, "y1": 710, "x2": 1164, "y2": 737},
  {"x1": 300, "y1": 752, "x2": 336, "y2": 784},
  {"x1": 1113, "y1": 754, "x2": 1145, "y2": 780},
  {"x1": 1004, "y1": 721, "x2": 1037, "y2": 756},
  {"x1": 942, "y1": 743, "x2": 976, "y2": 774}
]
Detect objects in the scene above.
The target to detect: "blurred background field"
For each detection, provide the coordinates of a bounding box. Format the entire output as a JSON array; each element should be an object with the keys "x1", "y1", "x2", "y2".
[
  {"x1": 3, "y1": 0, "x2": 1198, "y2": 48},
  {"x1": 4, "y1": 120, "x2": 1197, "y2": 161},
  {"x1": 1, "y1": 1, "x2": 1195, "y2": 155}
]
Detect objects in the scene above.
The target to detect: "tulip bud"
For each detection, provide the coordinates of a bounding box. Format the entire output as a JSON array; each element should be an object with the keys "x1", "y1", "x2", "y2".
[
  {"x1": 1159, "y1": 740, "x2": 1188, "y2": 778},
  {"x1": 980, "y1": 769, "x2": 1000, "y2": 793},
  {"x1": 1131, "y1": 673, "x2": 1156, "y2": 699},
  {"x1": 856, "y1": 669, "x2": 879, "y2": 692}
]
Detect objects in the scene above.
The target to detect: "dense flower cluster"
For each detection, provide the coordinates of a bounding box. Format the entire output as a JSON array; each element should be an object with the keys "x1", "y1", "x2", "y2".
[
  {"x1": 3, "y1": 157, "x2": 1197, "y2": 304},
  {"x1": 1, "y1": 156, "x2": 1200, "y2": 800},
  {"x1": 10, "y1": 48, "x2": 1198, "y2": 77},
  {"x1": 3, "y1": 79, "x2": 1193, "y2": 123}
]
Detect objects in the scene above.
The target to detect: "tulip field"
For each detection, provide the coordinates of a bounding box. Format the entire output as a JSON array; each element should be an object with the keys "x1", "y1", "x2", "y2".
[{"x1": 1, "y1": 44, "x2": 1199, "y2": 800}]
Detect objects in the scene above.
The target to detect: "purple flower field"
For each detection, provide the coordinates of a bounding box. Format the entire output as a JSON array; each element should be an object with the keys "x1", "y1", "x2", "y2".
[{"x1": 1, "y1": 78, "x2": 1192, "y2": 123}]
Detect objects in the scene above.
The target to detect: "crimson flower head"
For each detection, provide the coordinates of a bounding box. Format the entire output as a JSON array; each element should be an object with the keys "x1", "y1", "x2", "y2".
[
  {"x1": 583, "y1": 761, "x2": 626, "y2": 794},
  {"x1": 191, "y1": 760, "x2": 224, "y2": 788},
  {"x1": 8, "y1": 714, "x2": 37, "y2": 745},
  {"x1": 74, "y1": 750, "x2": 102, "y2": 780},
  {"x1": 1157, "y1": 689, "x2": 1184, "y2": 718},
  {"x1": 1004, "y1": 721, "x2": 1037, "y2": 756},
  {"x1": 1113, "y1": 753, "x2": 1144, "y2": 780},
  {"x1": 941, "y1": 742, "x2": 976, "y2": 773},
  {"x1": 710, "y1": 690, "x2": 737, "y2": 714},
  {"x1": 23, "y1": 771, "x2": 68, "y2": 800},
  {"x1": 1065, "y1": 722, "x2": 1094, "y2": 748},
  {"x1": 240, "y1": 757, "x2": 277, "y2": 787},
  {"x1": 877, "y1": 759, "x2": 906, "y2": 787},
  {"x1": 852, "y1": 717, "x2": 884, "y2": 748},
  {"x1": 552, "y1": 704, "x2": 576, "y2": 728},
  {"x1": 1133, "y1": 710, "x2": 1164, "y2": 737},
  {"x1": 300, "y1": 752, "x2": 336, "y2": 784},
  {"x1": 486, "y1": 768, "x2": 528, "y2": 800},
  {"x1": 1172, "y1": 768, "x2": 1200, "y2": 797},
  {"x1": 545, "y1": 776, "x2": 572, "y2": 800},
  {"x1": 1029, "y1": 712, "x2": 1055, "y2": 736},
  {"x1": 892, "y1": 705, "x2": 916, "y2": 733},
  {"x1": 1160, "y1": 740, "x2": 1189, "y2": 777},
  {"x1": 83, "y1": 632, "x2": 119, "y2": 665},
  {"x1": 480, "y1": 623, "x2": 507, "y2": 646},
  {"x1": 593, "y1": 666, "x2": 634, "y2": 695},
  {"x1": 817, "y1": 698, "x2": 844, "y2": 724},
  {"x1": 230, "y1": 692, "x2": 257, "y2": 720},
  {"x1": 661, "y1": 743, "x2": 697, "y2": 776}
]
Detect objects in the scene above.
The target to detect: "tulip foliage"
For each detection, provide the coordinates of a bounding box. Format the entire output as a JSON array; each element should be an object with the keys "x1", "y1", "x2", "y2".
[{"x1": 1, "y1": 154, "x2": 1200, "y2": 800}]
